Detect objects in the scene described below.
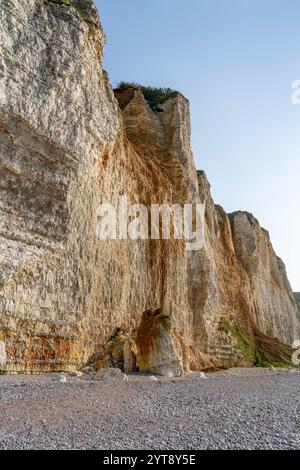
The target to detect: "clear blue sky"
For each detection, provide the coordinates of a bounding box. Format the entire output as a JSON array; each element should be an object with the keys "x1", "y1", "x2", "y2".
[{"x1": 96, "y1": 0, "x2": 300, "y2": 291}]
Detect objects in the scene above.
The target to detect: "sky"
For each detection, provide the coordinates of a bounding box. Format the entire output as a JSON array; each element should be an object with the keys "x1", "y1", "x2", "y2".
[{"x1": 95, "y1": 0, "x2": 300, "y2": 291}]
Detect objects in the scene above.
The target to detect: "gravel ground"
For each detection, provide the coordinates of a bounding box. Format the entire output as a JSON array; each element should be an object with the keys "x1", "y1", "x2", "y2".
[{"x1": 0, "y1": 368, "x2": 299, "y2": 450}]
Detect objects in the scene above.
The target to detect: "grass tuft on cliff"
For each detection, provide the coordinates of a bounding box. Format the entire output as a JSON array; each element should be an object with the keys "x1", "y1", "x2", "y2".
[
  {"x1": 117, "y1": 82, "x2": 178, "y2": 112},
  {"x1": 219, "y1": 319, "x2": 254, "y2": 362}
]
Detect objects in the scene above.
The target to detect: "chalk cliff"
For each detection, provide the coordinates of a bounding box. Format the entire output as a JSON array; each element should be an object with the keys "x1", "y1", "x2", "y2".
[{"x1": 0, "y1": 0, "x2": 299, "y2": 373}]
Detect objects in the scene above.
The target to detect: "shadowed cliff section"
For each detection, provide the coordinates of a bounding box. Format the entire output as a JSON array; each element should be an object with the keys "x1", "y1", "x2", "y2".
[{"x1": 0, "y1": 0, "x2": 299, "y2": 374}]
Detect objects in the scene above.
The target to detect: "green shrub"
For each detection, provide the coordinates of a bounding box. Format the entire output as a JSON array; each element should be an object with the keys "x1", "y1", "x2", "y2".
[
  {"x1": 234, "y1": 325, "x2": 254, "y2": 361},
  {"x1": 219, "y1": 318, "x2": 254, "y2": 361},
  {"x1": 117, "y1": 82, "x2": 178, "y2": 112},
  {"x1": 254, "y1": 350, "x2": 271, "y2": 368},
  {"x1": 218, "y1": 318, "x2": 231, "y2": 334}
]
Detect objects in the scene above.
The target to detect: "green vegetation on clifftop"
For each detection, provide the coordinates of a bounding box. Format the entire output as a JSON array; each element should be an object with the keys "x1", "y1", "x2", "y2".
[{"x1": 117, "y1": 82, "x2": 178, "y2": 112}]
